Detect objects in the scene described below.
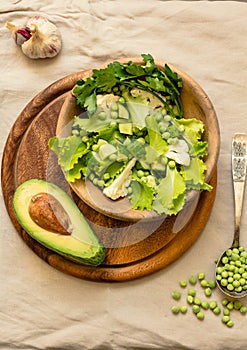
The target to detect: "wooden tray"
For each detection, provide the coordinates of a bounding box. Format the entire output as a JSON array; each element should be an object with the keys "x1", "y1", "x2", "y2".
[{"x1": 1, "y1": 72, "x2": 217, "y2": 282}]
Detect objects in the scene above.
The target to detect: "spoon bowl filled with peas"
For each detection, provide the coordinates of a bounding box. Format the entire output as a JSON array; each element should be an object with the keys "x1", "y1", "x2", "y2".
[{"x1": 215, "y1": 133, "x2": 247, "y2": 298}]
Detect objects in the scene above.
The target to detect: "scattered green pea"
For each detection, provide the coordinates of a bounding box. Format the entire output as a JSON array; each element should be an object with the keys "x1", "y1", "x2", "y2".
[
  {"x1": 213, "y1": 307, "x2": 221, "y2": 315},
  {"x1": 197, "y1": 311, "x2": 204, "y2": 320},
  {"x1": 204, "y1": 288, "x2": 212, "y2": 297},
  {"x1": 194, "y1": 297, "x2": 201, "y2": 306},
  {"x1": 210, "y1": 301, "x2": 217, "y2": 310},
  {"x1": 234, "y1": 301, "x2": 242, "y2": 310},
  {"x1": 226, "y1": 320, "x2": 234, "y2": 327},
  {"x1": 180, "y1": 305, "x2": 188, "y2": 314},
  {"x1": 171, "y1": 290, "x2": 181, "y2": 300},
  {"x1": 227, "y1": 302, "x2": 234, "y2": 310},
  {"x1": 187, "y1": 295, "x2": 194, "y2": 305},
  {"x1": 187, "y1": 289, "x2": 196, "y2": 297},
  {"x1": 179, "y1": 280, "x2": 187, "y2": 288},
  {"x1": 200, "y1": 279, "x2": 208, "y2": 288},
  {"x1": 198, "y1": 272, "x2": 205, "y2": 280},
  {"x1": 171, "y1": 305, "x2": 180, "y2": 314},
  {"x1": 240, "y1": 306, "x2": 247, "y2": 314},
  {"x1": 189, "y1": 275, "x2": 197, "y2": 285},
  {"x1": 192, "y1": 305, "x2": 200, "y2": 314},
  {"x1": 207, "y1": 280, "x2": 216, "y2": 289},
  {"x1": 223, "y1": 308, "x2": 230, "y2": 316},
  {"x1": 201, "y1": 301, "x2": 209, "y2": 310}
]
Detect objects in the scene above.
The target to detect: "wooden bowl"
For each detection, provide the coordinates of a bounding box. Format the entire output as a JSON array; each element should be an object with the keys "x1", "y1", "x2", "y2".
[{"x1": 56, "y1": 57, "x2": 220, "y2": 222}]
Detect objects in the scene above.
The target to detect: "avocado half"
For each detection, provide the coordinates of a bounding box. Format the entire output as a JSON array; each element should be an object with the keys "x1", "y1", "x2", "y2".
[{"x1": 13, "y1": 179, "x2": 106, "y2": 266}]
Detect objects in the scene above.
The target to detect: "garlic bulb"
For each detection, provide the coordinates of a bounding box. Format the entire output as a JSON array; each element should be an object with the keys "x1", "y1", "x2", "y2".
[{"x1": 5, "y1": 16, "x2": 62, "y2": 59}]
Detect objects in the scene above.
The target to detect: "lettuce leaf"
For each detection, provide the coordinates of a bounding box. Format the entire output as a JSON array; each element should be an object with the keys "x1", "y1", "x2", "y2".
[
  {"x1": 182, "y1": 157, "x2": 212, "y2": 190},
  {"x1": 176, "y1": 118, "x2": 204, "y2": 144},
  {"x1": 152, "y1": 166, "x2": 186, "y2": 214},
  {"x1": 48, "y1": 135, "x2": 88, "y2": 172},
  {"x1": 145, "y1": 114, "x2": 168, "y2": 155},
  {"x1": 130, "y1": 180, "x2": 155, "y2": 211}
]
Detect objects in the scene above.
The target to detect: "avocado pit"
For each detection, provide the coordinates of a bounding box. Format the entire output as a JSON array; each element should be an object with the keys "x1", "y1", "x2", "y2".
[{"x1": 29, "y1": 192, "x2": 72, "y2": 235}]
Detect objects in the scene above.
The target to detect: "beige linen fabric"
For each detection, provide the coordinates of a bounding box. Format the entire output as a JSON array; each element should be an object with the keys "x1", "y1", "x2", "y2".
[{"x1": 1, "y1": 1, "x2": 247, "y2": 349}]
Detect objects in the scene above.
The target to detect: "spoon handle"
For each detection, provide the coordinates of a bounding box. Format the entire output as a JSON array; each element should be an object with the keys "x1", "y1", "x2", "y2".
[{"x1": 232, "y1": 133, "x2": 247, "y2": 247}]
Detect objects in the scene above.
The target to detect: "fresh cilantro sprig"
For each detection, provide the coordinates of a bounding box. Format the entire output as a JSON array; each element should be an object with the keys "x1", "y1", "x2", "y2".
[{"x1": 73, "y1": 54, "x2": 183, "y2": 118}]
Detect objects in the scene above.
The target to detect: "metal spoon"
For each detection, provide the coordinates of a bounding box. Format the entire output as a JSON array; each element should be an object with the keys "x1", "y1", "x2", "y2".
[{"x1": 215, "y1": 133, "x2": 247, "y2": 298}]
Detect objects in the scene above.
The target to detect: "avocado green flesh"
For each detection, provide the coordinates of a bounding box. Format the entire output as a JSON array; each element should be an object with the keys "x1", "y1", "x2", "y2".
[{"x1": 13, "y1": 179, "x2": 106, "y2": 266}]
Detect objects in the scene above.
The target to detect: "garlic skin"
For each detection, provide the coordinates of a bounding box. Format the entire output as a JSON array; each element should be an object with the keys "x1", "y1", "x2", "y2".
[{"x1": 5, "y1": 16, "x2": 62, "y2": 59}]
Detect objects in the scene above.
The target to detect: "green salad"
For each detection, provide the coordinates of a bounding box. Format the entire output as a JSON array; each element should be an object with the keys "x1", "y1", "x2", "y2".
[{"x1": 49, "y1": 54, "x2": 212, "y2": 215}]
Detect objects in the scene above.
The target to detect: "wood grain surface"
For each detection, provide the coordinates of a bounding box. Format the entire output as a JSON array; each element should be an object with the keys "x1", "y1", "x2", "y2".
[{"x1": 1, "y1": 71, "x2": 217, "y2": 282}]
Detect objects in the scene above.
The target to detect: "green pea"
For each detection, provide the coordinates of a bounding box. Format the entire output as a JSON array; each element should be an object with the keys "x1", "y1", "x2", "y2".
[
  {"x1": 233, "y1": 280, "x2": 240, "y2": 288},
  {"x1": 242, "y1": 272, "x2": 247, "y2": 279},
  {"x1": 240, "y1": 306, "x2": 247, "y2": 314},
  {"x1": 201, "y1": 301, "x2": 209, "y2": 310},
  {"x1": 227, "y1": 302, "x2": 234, "y2": 310},
  {"x1": 226, "y1": 320, "x2": 234, "y2": 327},
  {"x1": 210, "y1": 301, "x2": 217, "y2": 310},
  {"x1": 235, "y1": 260, "x2": 242, "y2": 267},
  {"x1": 239, "y1": 267, "x2": 245, "y2": 275},
  {"x1": 171, "y1": 290, "x2": 181, "y2": 300},
  {"x1": 118, "y1": 97, "x2": 125, "y2": 103},
  {"x1": 98, "y1": 111, "x2": 107, "y2": 120},
  {"x1": 221, "y1": 271, "x2": 228, "y2": 278},
  {"x1": 198, "y1": 272, "x2": 205, "y2": 280},
  {"x1": 222, "y1": 256, "x2": 229, "y2": 264},
  {"x1": 189, "y1": 275, "x2": 197, "y2": 285},
  {"x1": 168, "y1": 160, "x2": 176, "y2": 169},
  {"x1": 227, "y1": 284, "x2": 234, "y2": 291},
  {"x1": 220, "y1": 279, "x2": 228, "y2": 287},
  {"x1": 137, "y1": 170, "x2": 144, "y2": 178},
  {"x1": 207, "y1": 280, "x2": 216, "y2": 289},
  {"x1": 164, "y1": 114, "x2": 171, "y2": 122},
  {"x1": 194, "y1": 297, "x2": 201, "y2": 306},
  {"x1": 197, "y1": 311, "x2": 204, "y2": 320},
  {"x1": 180, "y1": 305, "x2": 187, "y2": 314},
  {"x1": 233, "y1": 273, "x2": 241, "y2": 280},
  {"x1": 234, "y1": 301, "x2": 242, "y2": 310},
  {"x1": 200, "y1": 279, "x2": 208, "y2": 288},
  {"x1": 179, "y1": 280, "x2": 187, "y2": 288},
  {"x1": 223, "y1": 308, "x2": 230, "y2": 316},
  {"x1": 204, "y1": 287, "x2": 212, "y2": 297},
  {"x1": 231, "y1": 253, "x2": 240, "y2": 261},
  {"x1": 187, "y1": 289, "x2": 196, "y2": 297},
  {"x1": 226, "y1": 249, "x2": 232, "y2": 257},
  {"x1": 162, "y1": 131, "x2": 170, "y2": 140},
  {"x1": 111, "y1": 111, "x2": 118, "y2": 119},
  {"x1": 216, "y1": 267, "x2": 223, "y2": 274},
  {"x1": 171, "y1": 305, "x2": 180, "y2": 314},
  {"x1": 192, "y1": 305, "x2": 200, "y2": 314},
  {"x1": 187, "y1": 295, "x2": 194, "y2": 304},
  {"x1": 213, "y1": 307, "x2": 221, "y2": 315}
]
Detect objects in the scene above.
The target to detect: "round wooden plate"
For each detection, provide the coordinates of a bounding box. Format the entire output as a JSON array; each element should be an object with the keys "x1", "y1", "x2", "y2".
[{"x1": 1, "y1": 71, "x2": 217, "y2": 282}]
